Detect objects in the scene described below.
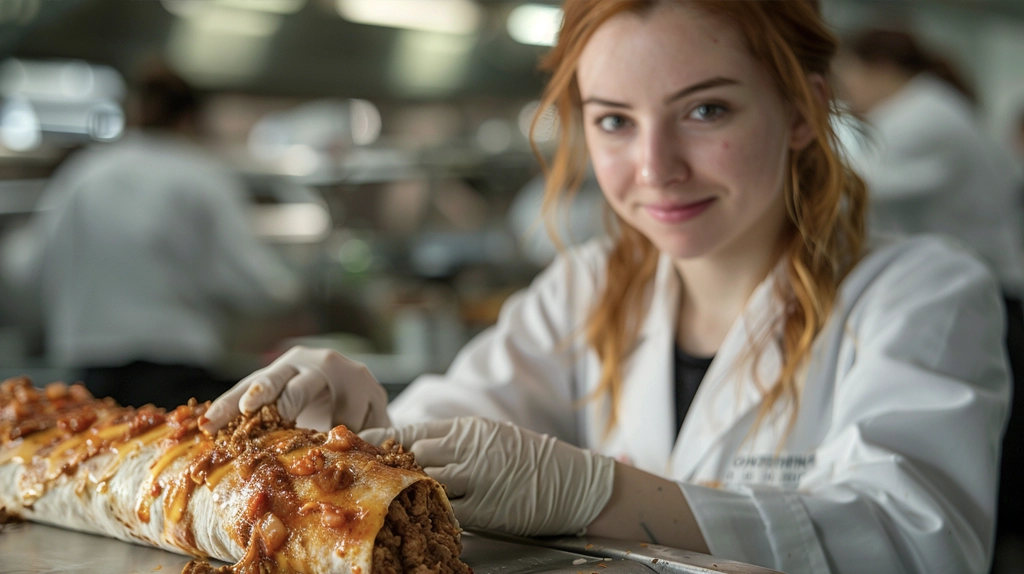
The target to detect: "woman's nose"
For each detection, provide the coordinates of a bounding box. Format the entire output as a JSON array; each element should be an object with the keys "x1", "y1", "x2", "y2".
[{"x1": 636, "y1": 126, "x2": 689, "y2": 188}]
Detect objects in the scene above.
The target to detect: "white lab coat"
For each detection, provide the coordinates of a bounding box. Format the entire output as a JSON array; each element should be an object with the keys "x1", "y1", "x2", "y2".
[
  {"x1": 21, "y1": 131, "x2": 300, "y2": 368},
  {"x1": 390, "y1": 234, "x2": 1010, "y2": 574},
  {"x1": 846, "y1": 73, "x2": 1024, "y2": 296}
]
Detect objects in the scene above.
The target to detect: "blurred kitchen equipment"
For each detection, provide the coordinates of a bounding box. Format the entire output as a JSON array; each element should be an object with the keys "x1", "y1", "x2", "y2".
[{"x1": 0, "y1": 58, "x2": 125, "y2": 151}]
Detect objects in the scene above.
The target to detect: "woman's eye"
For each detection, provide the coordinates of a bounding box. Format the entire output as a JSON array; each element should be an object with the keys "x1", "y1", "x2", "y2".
[
  {"x1": 597, "y1": 115, "x2": 627, "y2": 132},
  {"x1": 689, "y1": 103, "x2": 728, "y2": 121}
]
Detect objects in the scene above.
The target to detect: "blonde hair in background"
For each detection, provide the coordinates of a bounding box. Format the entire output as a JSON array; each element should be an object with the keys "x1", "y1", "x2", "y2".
[{"x1": 530, "y1": 0, "x2": 868, "y2": 437}]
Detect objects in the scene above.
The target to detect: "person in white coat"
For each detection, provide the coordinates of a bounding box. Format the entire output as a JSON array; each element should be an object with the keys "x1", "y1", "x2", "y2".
[
  {"x1": 13, "y1": 64, "x2": 300, "y2": 409},
  {"x1": 201, "y1": 2, "x2": 1010, "y2": 572},
  {"x1": 836, "y1": 29, "x2": 1024, "y2": 296}
]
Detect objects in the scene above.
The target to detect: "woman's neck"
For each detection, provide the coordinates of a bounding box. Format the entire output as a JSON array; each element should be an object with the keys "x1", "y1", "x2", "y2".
[{"x1": 673, "y1": 217, "x2": 787, "y2": 357}]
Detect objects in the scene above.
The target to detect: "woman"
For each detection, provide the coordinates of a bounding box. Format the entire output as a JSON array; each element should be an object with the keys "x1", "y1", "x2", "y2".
[{"x1": 201, "y1": 2, "x2": 1009, "y2": 572}]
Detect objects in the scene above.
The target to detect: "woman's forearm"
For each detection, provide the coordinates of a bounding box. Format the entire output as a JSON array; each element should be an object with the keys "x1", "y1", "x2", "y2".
[{"x1": 586, "y1": 461, "x2": 710, "y2": 554}]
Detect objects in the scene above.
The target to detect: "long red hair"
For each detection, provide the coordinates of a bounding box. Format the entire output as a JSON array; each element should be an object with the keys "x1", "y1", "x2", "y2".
[{"x1": 532, "y1": 0, "x2": 868, "y2": 434}]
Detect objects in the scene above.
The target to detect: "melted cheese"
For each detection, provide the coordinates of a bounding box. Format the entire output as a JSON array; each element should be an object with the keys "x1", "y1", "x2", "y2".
[
  {"x1": 0, "y1": 427, "x2": 62, "y2": 465},
  {"x1": 96, "y1": 424, "x2": 176, "y2": 485}
]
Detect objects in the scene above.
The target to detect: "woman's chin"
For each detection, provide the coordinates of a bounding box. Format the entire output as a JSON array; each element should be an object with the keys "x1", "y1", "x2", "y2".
[{"x1": 647, "y1": 234, "x2": 715, "y2": 262}]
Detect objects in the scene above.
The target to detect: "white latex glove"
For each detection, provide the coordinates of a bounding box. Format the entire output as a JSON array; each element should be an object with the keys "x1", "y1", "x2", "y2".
[
  {"x1": 200, "y1": 345, "x2": 390, "y2": 434},
  {"x1": 360, "y1": 417, "x2": 615, "y2": 537}
]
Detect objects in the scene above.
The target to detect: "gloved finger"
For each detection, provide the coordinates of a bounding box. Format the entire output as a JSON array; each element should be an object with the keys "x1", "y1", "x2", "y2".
[
  {"x1": 357, "y1": 427, "x2": 393, "y2": 446},
  {"x1": 329, "y1": 382, "x2": 390, "y2": 432},
  {"x1": 361, "y1": 385, "x2": 392, "y2": 430},
  {"x1": 395, "y1": 418, "x2": 459, "y2": 446},
  {"x1": 422, "y1": 461, "x2": 471, "y2": 498},
  {"x1": 274, "y1": 369, "x2": 327, "y2": 422},
  {"x1": 295, "y1": 396, "x2": 334, "y2": 432},
  {"x1": 200, "y1": 380, "x2": 251, "y2": 434},
  {"x1": 237, "y1": 365, "x2": 299, "y2": 415},
  {"x1": 360, "y1": 419, "x2": 455, "y2": 450},
  {"x1": 322, "y1": 366, "x2": 389, "y2": 429},
  {"x1": 408, "y1": 436, "x2": 458, "y2": 469}
]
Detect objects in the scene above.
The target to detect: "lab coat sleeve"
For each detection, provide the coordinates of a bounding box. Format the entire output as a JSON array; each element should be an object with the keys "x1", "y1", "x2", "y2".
[
  {"x1": 199, "y1": 173, "x2": 301, "y2": 313},
  {"x1": 682, "y1": 240, "x2": 1010, "y2": 574},
  {"x1": 387, "y1": 243, "x2": 605, "y2": 446}
]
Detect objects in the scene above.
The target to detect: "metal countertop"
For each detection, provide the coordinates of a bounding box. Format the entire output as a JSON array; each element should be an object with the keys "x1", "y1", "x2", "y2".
[{"x1": 0, "y1": 522, "x2": 780, "y2": 574}]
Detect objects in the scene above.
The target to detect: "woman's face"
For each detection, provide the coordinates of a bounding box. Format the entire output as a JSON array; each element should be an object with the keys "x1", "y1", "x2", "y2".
[{"x1": 577, "y1": 3, "x2": 808, "y2": 262}]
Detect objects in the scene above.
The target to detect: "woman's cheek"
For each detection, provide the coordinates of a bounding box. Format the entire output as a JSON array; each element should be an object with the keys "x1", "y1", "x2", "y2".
[
  {"x1": 714, "y1": 135, "x2": 771, "y2": 194},
  {"x1": 691, "y1": 137, "x2": 736, "y2": 182},
  {"x1": 590, "y1": 151, "x2": 631, "y2": 201}
]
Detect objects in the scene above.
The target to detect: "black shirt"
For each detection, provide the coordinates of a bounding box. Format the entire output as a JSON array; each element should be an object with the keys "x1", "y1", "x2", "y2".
[{"x1": 674, "y1": 344, "x2": 714, "y2": 435}]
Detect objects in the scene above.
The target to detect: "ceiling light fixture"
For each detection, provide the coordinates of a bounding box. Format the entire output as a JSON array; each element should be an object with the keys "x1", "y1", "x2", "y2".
[
  {"x1": 161, "y1": 0, "x2": 304, "y2": 17},
  {"x1": 507, "y1": 4, "x2": 562, "y2": 47},
  {"x1": 336, "y1": 0, "x2": 481, "y2": 35}
]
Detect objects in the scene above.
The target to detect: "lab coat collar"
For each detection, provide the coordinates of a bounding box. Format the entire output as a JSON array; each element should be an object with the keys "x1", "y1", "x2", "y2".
[
  {"x1": 617, "y1": 252, "x2": 680, "y2": 474},
  {"x1": 669, "y1": 268, "x2": 784, "y2": 481},
  {"x1": 617, "y1": 250, "x2": 785, "y2": 478}
]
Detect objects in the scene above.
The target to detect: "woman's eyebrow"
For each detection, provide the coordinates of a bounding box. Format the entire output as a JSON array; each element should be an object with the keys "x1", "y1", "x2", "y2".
[
  {"x1": 664, "y1": 77, "x2": 739, "y2": 103},
  {"x1": 582, "y1": 76, "x2": 739, "y2": 108}
]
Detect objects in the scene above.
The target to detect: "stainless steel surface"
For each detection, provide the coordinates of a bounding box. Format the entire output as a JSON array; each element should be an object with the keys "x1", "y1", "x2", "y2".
[
  {"x1": 0, "y1": 522, "x2": 653, "y2": 574},
  {"x1": 461, "y1": 532, "x2": 653, "y2": 574},
  {"x1": 536, "y1": 535, "x2": 784, "y2": 574},
  {"x1": 0, "y1": 522, "x2": 778, "y2": 574},
  {"x1": 0, "y1": 522, "x2": 205, "y2": 573}
]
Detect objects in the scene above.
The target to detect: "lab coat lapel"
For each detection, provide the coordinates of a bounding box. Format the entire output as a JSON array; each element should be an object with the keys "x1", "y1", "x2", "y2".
[
  {"x1": 669, "y1": 270, "x2": 784, "y2": 481},
  {"x1": 618, "y1": 253, "x2": 679, "y2": 475}
]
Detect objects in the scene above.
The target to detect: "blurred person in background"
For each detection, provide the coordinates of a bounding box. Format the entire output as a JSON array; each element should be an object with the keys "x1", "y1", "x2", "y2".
[
  {"x1": 837, "y1": 28, "x2": 1024, "y2": 566},
  {"x1": 5, "y1": 62, "x2": 300, "y2": 409},
  {"x1": 836, "y1": 29, "x2": 1024, "y2": 297}
]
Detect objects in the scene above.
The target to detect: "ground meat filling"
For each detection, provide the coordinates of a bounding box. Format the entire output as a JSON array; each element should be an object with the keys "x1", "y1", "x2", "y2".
[{"x1": 372, "y1": 480, "x2": 469, "y2": 574}]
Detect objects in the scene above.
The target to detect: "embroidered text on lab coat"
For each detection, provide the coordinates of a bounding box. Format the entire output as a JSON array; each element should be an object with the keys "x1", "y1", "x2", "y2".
[{"x1": 725, "y1": 453, "x2": 816, "y2": 489}]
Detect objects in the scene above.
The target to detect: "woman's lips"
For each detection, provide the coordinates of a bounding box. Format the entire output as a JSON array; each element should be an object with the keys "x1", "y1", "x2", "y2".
[{"x1": 644, "y1": 197, "x2": 716, "y2": 223}]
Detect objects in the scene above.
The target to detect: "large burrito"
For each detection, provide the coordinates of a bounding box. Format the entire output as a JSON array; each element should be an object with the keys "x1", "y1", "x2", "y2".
[{"x1": 0, "y1": 377, "x2": 471, "y2": 574}]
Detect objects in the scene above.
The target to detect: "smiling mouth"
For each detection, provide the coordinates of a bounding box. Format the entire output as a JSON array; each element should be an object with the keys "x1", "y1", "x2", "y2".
[{"x1": 644, "y1": 197, "x2": 716, "y2": 223}]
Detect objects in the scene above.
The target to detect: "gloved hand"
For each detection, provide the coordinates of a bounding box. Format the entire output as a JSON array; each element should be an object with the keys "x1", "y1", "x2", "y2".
[
  {"x1": 360, "y1": 417, "x2": 615, "y2": 537},
  {"x1": 200, "y1": 345, "x2": 390, "y2": 434}
]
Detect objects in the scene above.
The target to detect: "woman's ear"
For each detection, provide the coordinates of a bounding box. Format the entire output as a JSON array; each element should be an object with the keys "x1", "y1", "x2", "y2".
[{"x1": 790, "y1": 74, "x2": 829, "y2": 151}]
